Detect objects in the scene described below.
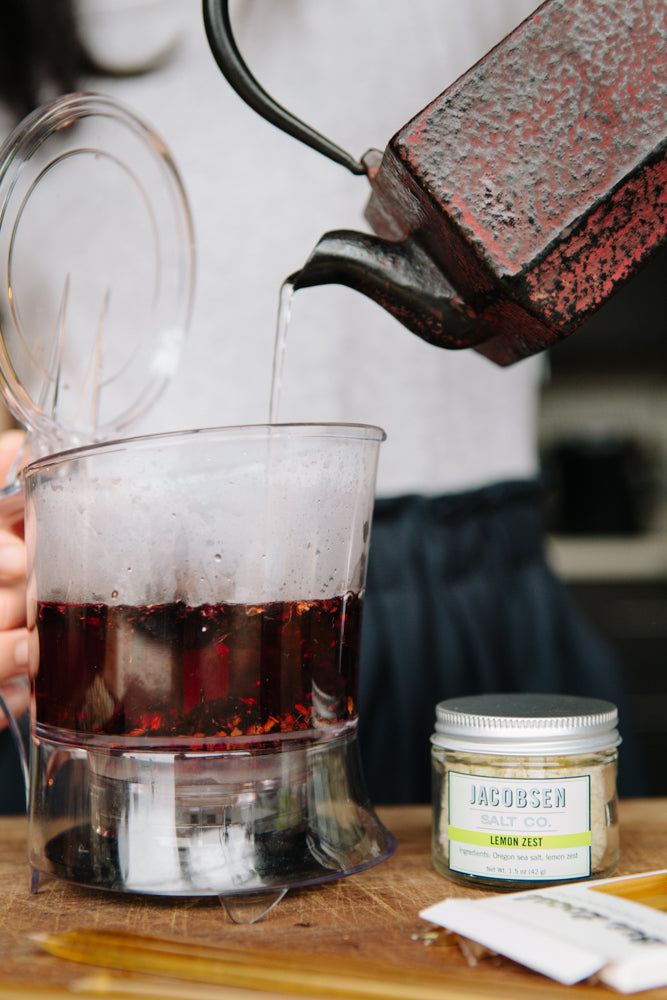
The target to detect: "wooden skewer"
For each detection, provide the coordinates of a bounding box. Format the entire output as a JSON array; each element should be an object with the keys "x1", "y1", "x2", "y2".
[
  {"x1": 27, "y1": 927, "x2": 571, "y2": 1000},
  {"x1": 29, "y1": 929, "x2": 465, "y2": 1000},
  {"x1": 591, "y1": 871, "x2": 667, "y2": 911},
  {"x1": 0, "y1": 971, "x2": 274, "y2": 999}
]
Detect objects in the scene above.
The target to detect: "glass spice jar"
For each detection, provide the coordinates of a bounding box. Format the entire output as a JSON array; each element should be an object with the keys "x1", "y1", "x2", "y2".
[{"x1": 431, "y1": 693, "x2": 620, "y2": 891}]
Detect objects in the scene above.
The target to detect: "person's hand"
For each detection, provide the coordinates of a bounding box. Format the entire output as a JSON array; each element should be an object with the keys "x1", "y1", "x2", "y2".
[{"x1": 0, "y1": 429, "x2": 29, "y2": 730}]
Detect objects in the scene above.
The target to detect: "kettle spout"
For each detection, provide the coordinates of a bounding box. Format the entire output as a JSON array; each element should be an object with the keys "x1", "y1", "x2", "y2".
[{"x1": 290, "y1": 231, "x2": 481, "y2": 350}]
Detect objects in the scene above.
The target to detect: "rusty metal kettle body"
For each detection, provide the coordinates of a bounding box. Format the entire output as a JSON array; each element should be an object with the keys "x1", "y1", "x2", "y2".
[{"x1": 203, "y1": 0, "x2": 667, "y2": 366}]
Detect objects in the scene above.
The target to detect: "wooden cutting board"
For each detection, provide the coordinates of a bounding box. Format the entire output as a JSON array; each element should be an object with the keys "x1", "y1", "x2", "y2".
[{"x1": 0, "y1": 802, "x2": 666, "y2": 999}]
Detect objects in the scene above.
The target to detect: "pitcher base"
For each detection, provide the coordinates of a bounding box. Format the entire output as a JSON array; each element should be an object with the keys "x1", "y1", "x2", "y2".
[{"x1": 27, "y1": 726, "x2": 396, "y2": 896}]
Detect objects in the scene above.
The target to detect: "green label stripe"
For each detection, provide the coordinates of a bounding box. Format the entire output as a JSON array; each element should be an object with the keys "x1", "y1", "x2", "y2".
[{"x1": 448, "y1": 826, "x2": 591, "y2": 849}]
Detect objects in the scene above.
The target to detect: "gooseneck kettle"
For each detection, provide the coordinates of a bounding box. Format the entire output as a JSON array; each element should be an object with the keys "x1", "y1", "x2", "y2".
[{"x1": 203, "y1": 0, "x2": 667, "y2": 365}]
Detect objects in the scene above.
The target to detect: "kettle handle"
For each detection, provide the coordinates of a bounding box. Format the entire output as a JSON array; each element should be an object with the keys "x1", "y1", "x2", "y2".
[{"x1": 202, "y1": 0, "x2": 367, "y2": 175}]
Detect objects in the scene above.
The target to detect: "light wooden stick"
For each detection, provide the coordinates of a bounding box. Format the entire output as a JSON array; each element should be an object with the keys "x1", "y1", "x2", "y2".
[
  {"x1": 28, "y1": 927, "x2": 567, "y2": 1000},
  {"x1": 591, "y1": 871, "x2": 667, "y2": 911},
  {"x1": 29, "y1": 929, "x2": 458, "y2": 1000}
]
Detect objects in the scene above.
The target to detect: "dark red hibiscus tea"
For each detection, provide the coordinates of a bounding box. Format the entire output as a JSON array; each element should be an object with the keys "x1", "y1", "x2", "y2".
[{"x1": 33, "y1": 594, "x2": 362, "y2": 744}]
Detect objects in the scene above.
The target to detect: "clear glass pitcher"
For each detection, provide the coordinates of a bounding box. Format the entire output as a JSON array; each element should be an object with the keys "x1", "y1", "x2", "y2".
[{"x1": 21, "y1": 423, "x2": 395, "y2": 899}]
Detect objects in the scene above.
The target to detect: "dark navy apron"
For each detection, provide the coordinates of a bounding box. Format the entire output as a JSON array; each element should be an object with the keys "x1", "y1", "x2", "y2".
[{"x1": 358, "y1": 479, "x2": 644, "y2": 804}]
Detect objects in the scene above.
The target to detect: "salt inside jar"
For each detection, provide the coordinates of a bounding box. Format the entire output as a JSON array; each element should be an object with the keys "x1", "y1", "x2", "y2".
[{"x1": 431, "y1": 693, "x2": 621, "y2": 890}]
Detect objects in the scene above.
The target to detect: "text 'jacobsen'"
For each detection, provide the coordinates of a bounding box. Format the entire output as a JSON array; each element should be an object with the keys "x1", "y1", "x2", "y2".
[{"x1": 469, "y1": 785, "x2": 566, "y2": 808}]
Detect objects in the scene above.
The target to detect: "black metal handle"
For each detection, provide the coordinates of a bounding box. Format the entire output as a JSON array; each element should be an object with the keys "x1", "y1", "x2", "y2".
[{"x1": 202, "y1": 0, "x2": 367, "y2": 175}]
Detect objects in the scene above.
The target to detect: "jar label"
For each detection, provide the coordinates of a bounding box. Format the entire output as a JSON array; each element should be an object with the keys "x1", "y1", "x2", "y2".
[{"x1": 447, "y1": 770, "x2": 591, "y2": 882}]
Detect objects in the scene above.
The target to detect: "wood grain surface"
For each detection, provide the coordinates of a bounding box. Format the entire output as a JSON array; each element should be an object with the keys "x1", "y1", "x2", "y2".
[{"x1": 0, "y1": 802, "x2": 666, "y2": 999}]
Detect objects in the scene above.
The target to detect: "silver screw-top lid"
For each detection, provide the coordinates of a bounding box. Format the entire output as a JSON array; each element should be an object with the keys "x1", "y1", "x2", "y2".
[{"x1": 432, "y1": 693, "x2": 621, "y2": 755}]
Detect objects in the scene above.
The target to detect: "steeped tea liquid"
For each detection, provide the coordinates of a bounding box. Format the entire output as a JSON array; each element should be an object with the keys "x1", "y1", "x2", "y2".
[{"x1": 34, "y1": 594, "x2": 361, "y2": 746}]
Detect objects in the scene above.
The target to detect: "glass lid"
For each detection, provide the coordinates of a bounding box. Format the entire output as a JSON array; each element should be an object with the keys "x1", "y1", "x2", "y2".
[{"x1": 0, "y1": 92, "x2": 194, "y2": 448}]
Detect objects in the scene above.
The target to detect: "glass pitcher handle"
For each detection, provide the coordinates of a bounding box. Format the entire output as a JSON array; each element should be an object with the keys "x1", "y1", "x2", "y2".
[
  {"x1": 202, "y1": 0, "x2": 367, "y2": 175},
  {"x1": 0, "y1": 479, "x2": 25, "y2": 534},
  {"x1": 0, "y1": 461, "x2": 29, "y2": 808},
  {"x1": 0, "y1": 432, "x2": 31, "y2": 533},
  {"x1": 0, "y1": 684, "x2": 29, "y2": 807}
]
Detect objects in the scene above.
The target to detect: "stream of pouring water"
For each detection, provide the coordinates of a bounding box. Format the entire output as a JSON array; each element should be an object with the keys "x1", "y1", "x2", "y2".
[{"x1": 269, "y1": 279, "x2": 295, "y2": 424}]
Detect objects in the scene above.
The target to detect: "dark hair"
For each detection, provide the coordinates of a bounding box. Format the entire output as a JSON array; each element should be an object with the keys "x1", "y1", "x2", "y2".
[{"x1": 0, "y1": 0, "x2": 90, "y2": 119}]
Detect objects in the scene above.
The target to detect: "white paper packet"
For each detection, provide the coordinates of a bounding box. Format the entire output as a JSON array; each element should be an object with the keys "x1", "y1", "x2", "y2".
[{"x1": 420, "y1": 870, "x2": 667, "y2": 993}]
